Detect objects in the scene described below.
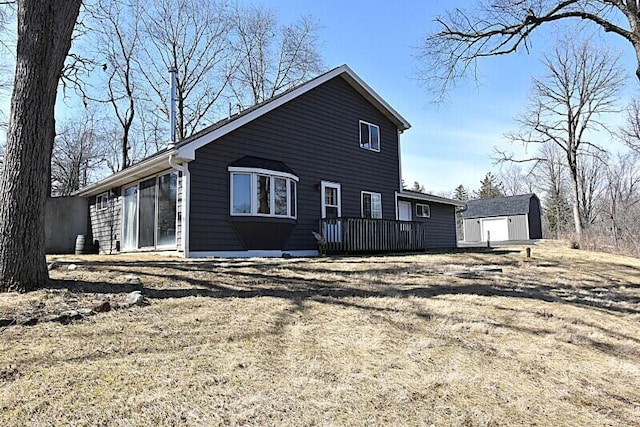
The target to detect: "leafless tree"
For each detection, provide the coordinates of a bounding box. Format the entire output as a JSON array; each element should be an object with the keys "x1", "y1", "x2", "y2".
[
  {"x1": 229, "y1": 5, "x2": 324, "y2": 106},
  {"x1": 137, "y1": 0, "x2": 234, "y2": 141},
  {"x1": 89, "y1": 0, "x2": 143, "y2": 170},
  {"x1": 417, "y1": 0, "x2": 640, "y2": 98},
  {"x1": 497, "y1": 164, "x2": 535, "y2": 196},
  {"x1": 51, "y1": 112, "x2": 108, "y2": 195},
  {"x1": 621, "y1": 99, "x2": 640, "y2": 154},
  {"x1": 577, "y1": 149, "x2": 606, "y2": 228},
  {"x1": 602, "y1": 151, "x2": 640, "y2": 253},
  {"x1": 0, "y1": 0, "x2": 81, "y2": 291},
  {"x1": 499, "y1": 40, "x2": 625, "y2": 239}
]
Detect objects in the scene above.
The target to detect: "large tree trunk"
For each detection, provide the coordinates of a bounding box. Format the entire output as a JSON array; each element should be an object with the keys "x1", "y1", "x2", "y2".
[
  {"x1": 568, "y1": 163, "x2": 583, "y2": 241},
  {"x1": 0, "y1": 0, "x2": 81, "y2": 292}
]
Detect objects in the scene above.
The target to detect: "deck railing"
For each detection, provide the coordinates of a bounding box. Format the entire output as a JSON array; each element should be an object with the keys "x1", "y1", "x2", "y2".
[{"x1": 318, "y1": 217, "x2": 428, "y2": 254}]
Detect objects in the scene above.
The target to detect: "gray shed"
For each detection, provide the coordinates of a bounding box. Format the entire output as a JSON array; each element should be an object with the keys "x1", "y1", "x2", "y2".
[{"x1": 462, "y1": 194, "x2": 542, "y2": 242}]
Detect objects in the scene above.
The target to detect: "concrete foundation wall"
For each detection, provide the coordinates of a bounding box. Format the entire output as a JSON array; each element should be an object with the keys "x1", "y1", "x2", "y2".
[{"x1": 45, "y1": 196, "x2": 88, "y2": 254}]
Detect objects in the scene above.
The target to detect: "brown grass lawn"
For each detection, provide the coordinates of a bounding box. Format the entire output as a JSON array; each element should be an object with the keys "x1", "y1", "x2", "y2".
[{"x1": 1, "y1": 241, "x2": 639, "y2": 426}]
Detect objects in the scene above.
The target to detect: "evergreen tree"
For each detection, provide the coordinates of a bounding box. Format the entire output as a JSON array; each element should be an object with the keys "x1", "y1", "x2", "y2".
[
  {"x1": 474, "y1": 172, "x2": 504, "y2": 199},
  {"x1": 453, "y1": 184, "x2": 469, "y2": 201},
  {"x1": 411, "y1": 181, "x2": 425, "y2": 193},
  {"x1": 544, "y1": 189, "x2": 572, "y2": 239}
]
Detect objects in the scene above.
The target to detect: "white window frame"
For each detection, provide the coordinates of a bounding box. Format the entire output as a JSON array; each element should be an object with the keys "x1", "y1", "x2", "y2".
[
  {"x1": 321, "y1": 181, "x2": 341, "y2": 218},
  {"x1": 361, "y1": 191, "x2": 382, "y2": 219},
  {"x1": 96, "y1": 192, "x2": 109, "y2": 211},
  {"x1": 359, "y1": 120, "x2": 380, "y2": 152},
  {"x1": 416, "y1": 203, "x2": 430, "y2": 218},
  {"x1": 228, "y1": 167, "x2": 299, "y2": 219}
]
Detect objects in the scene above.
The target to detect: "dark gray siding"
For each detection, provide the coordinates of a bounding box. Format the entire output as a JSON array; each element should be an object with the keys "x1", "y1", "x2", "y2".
[
  {"x1": 528, "y1": 196, "x2": 542, "y2": 239},
  {"x1": 188, "y1": 77, "x2": 401, "y2": 252},
  {"x1": 86, "y1": 169, "x2": 183, "y2": 254},
  {"x1": 401, "y1": 199, "x2": 457, "y2": 248},
  {"x1": 88, "y1": 190, "x2": 122, "y2": 254}
]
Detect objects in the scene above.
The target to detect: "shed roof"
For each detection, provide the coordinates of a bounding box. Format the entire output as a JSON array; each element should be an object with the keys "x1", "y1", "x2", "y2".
[{"x1": 462, "y1": 194, "x2": 538, "y2": 219}]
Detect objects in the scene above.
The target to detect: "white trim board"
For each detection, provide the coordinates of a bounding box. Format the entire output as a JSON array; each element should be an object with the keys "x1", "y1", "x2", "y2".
[{"x1": 189, "y1": 250, "x2": 319, "y2": 258}]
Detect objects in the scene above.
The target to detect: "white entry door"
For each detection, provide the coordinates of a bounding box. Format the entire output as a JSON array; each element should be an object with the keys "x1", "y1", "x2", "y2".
[
  {"x1": 321, "y1": 181, "x2": 342, "y2": 242},
  {"x1": 398, "y1": 201, "x2": 412, "y2": 221},
  {"x1": 481, "y1": 218, "x2": 509, "y2": 242}
]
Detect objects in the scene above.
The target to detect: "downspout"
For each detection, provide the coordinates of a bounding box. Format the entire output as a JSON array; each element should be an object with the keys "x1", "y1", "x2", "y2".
[{"x1": 169, "y1": 153, "x2": 190, "y2": 258}]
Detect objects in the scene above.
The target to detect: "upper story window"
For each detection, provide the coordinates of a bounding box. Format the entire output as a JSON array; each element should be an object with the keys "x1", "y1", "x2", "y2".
[
  {"x1": 361, "y1": 191, "x2": 382, "y2": 219},
  {"x1": 416, "y1": 203, "x2": 430, "y2": 218},
  {"x1": 359, "y1": 120, "x2": 380, "y2": 152},
  {"x1": 96, "y1": 192, "x2": 110, "y2": 211},
  {"x1": 230, "y1": 169, "x2": 298, "y2": 219}
]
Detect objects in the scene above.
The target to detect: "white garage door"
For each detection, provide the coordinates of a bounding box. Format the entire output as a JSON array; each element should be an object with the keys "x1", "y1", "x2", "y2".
[{"x1": 481, "y1": 218, "x2": 509, "y2": 242}]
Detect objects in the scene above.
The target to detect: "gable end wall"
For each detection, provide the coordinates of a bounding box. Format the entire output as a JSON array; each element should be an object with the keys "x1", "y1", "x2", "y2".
[{"x1": 188, "y1": 77, "x2": 401, "y2": 252}]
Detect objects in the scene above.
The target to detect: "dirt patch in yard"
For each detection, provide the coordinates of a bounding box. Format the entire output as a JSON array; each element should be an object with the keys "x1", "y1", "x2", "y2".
[{"x1": 0, "y1": 241, "x2": 639, "y2": 426}]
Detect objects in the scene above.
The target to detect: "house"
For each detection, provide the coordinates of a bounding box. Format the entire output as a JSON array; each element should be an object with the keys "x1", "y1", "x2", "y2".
[
  {"x1": 461, "y1": 193, "x2": 543, "y2": 243},
  {"x1": 74, "y1": 65, "x2": 463, "y2": 257}
]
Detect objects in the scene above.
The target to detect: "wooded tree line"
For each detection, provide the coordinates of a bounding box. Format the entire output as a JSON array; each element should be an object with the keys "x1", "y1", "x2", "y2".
[
  {"x1": 417, "y1": 1, "x2": 640, "y2": 255},
  {"x1": 0, "y1": 0, "x2": 324, "y2": 195}
]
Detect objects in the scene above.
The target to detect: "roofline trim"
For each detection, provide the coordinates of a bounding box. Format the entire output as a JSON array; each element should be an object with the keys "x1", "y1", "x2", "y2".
[
  {"x1": 74, "y1": 152, "x2": 172, "y2": 197},
  {"x1": 175, "y1": 65, "x2": 411, "y2": 161},
  {"x1": 396, "y1": 191, "x2": 466, "y2": 207}
]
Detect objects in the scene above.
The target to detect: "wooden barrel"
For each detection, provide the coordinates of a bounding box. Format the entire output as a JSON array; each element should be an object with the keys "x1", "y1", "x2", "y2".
[{"x1": 75, "y1": 235, "x2": 86, "y2": 255}]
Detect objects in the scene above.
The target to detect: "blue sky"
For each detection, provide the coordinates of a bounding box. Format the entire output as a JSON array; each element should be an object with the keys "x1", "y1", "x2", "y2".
[
  {"x1": 1, "y1": 1, "x2": 637, "y2": 194},
  {"x1": 271, "y1": 0, "x2": 637, "y2": 194}
]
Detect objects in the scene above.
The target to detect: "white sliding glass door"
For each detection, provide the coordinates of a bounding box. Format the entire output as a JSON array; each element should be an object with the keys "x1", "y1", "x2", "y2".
[
  {"x1": 121, "y1": 171, "x2": 178, "y2": 250},
  {"x1": 122, "y1": 185, "x2": 138, "y2": 250}
]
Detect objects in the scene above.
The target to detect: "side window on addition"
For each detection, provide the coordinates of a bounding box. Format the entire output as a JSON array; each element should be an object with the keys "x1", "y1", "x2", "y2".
[{"x1": 359, "y1": 120, "x2": 380, "y2": 151}]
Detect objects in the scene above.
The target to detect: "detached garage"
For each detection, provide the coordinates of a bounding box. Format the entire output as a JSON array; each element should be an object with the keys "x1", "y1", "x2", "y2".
[{"x1": 462, "y1": 194, "x2": 542, "y2": 243}]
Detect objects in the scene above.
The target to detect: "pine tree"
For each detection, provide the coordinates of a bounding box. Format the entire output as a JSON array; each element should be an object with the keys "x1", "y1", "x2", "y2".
[
  {"x1": 544, "y1": 189, "x2": 572, "y2": 239},
  {"x1": 453, "y1": 184, "x2": 469, "y2": 201},
  {"x1": 474, "y1": 173, "x2": 504, "y2": 199},
  {"x1": 411, "y1": 181, "x2": 425, "y2": 193}
]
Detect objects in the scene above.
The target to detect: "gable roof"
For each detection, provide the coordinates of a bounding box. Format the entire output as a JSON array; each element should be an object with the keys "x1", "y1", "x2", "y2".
[
  {"x1": 174, "y1": 64, "x2": 411, "y2": 161},
  {"x1": 462, "y1": 194, "x2": 538, "y2": 219},
  {"x1": 75, "y1": 64, "x2": 410, "y2": 197}
]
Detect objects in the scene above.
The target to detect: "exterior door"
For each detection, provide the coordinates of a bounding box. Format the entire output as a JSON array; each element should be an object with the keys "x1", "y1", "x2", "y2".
[
  {"x1": 138, "y1": 177, "x2": 157, "y2": 248},
  {"x1": 122, "y1": 185, "x2": 138, "y2": 250},
  {"x1": 481, "y1": 217, "x2": 509, "y2": 242},
  {"x1": 321, "y1": 181, "x2": 342, "y2": 242},
  {"x1": 398, "y1": 201, "x2": 412, "y2": 221}
]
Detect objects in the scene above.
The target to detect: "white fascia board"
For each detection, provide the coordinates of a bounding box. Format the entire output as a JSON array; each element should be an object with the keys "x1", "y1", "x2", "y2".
[
  {"x1": 340, "y1": 65, "x2": 411, "y2": 131},
  {"x1": 189, "y1": 250, "x2": 319, "y2": 258},
  {"x1": 75, "y1": 153, "x2": 172, "y2": 197},
  {"x1": 176, "y1": 65, "x2": 411, "y2": 160},
  {"x1": 396, "y1": 191, "x2": 466, "y2": 207}
]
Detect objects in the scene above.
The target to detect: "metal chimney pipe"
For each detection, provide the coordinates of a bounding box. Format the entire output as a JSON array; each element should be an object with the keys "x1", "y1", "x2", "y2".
[{"x1": 168, "y1": 66, "x2": 178, "y2": 148}]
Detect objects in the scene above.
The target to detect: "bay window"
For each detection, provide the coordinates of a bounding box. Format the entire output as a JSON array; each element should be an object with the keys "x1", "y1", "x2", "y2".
[{"x1": 230, "y1": 169, "x2": 298, "y2": 218}]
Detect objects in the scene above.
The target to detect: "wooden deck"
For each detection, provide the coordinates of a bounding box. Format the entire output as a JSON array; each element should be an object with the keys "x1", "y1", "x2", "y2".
[{"x1": 318, "y1": 217, "x2": 428, "y2": 254}]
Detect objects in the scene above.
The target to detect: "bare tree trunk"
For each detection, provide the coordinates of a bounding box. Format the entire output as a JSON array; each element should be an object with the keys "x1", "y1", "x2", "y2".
[
  {"x1": 568, "y1": 163, "x2": 583, "y2": 240},
  {"x1": 0, "y1": 0, "x2": 81, "y2": 292}
]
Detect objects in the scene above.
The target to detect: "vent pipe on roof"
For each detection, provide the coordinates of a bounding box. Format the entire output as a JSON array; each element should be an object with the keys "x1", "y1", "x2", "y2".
[{"x1": 168, "y1": 66, "x2": 178, "y2": 148}]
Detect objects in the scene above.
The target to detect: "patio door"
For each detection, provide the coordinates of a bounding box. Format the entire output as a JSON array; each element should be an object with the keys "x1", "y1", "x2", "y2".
[
  {"x1": 121, "y1": 172, "x2": 178, "y2": 251},
  {"x1": 122, "y1": 185, "x2": 138, "y2": 250},
  {"x1": 138, "y1": 177, "x2": 156, "y2": 248},
  {"x1": 321, "y1": 181, "x2": 341, "y2": 242}
]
